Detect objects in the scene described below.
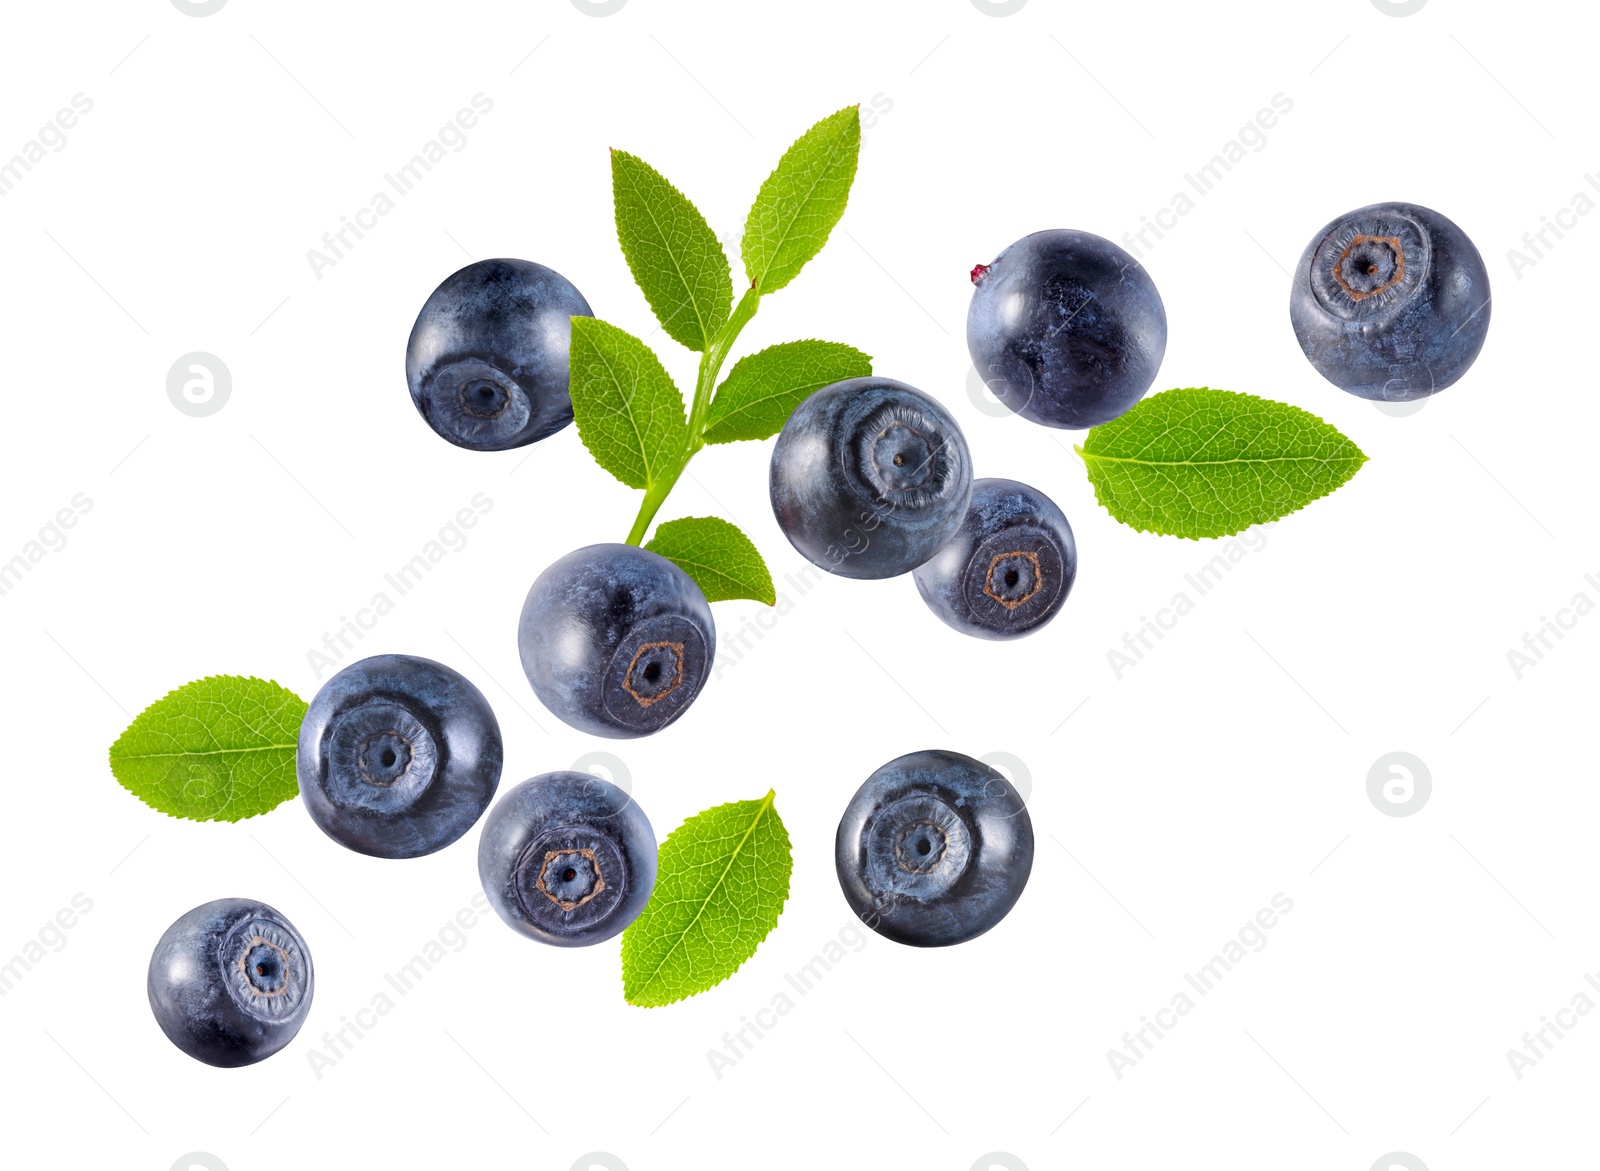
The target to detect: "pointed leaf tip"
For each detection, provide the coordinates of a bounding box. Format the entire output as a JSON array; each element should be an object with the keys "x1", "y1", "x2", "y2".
[{"x1": 1078, "y1": 386, "x2": 1367, "y2": 539}]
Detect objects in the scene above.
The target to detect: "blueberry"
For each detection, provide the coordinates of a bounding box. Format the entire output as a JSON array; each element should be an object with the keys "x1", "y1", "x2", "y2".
[
  {"x1": 298, "y1": 654, "x2": 502, "y2": 859},
  {"x1": 406, "y1": 258, "x2": 592, "y2": 450},
  {"x1": 967, "y1": 229, "x2": 1167, "y2": 429},
  {"x1": 519, "y1": 544, "x2": 715, "y2": 738},
  {"x1": 1289, "y1": 202, "x2": 1490, "y2": 401},
  {"x1": 913, "y1": 478, "x2": 1076, "y2": 640},
  {"x1": 769, "y1": 377, "x2": 973, "y2": 579},
  {"x1": 478, "y1": 772, "x2": 657, "y2": 947},
  {"x1": 836, "y1": 750, "x2": 1033, "y2": 947},
  {"x1": 147, "y1": 898, "x2": 313, "y2": 1067}
]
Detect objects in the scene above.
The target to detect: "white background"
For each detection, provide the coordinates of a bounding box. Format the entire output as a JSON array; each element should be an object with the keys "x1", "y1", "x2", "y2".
[{"x1": 0, "y1": 1, "x2": 1593, "y2": 1168}]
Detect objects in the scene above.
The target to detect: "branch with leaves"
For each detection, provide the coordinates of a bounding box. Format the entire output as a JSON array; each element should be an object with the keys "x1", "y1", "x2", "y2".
[
  {"x1": 100, "y1": 105, "x2": 1378, "y2": 1021},
  {"x1": 570, "y1": 105, "x2": 872, "y2": 604},
  {"x1": 102, "y1": 110, "x2": 886, "y2": 1013}
]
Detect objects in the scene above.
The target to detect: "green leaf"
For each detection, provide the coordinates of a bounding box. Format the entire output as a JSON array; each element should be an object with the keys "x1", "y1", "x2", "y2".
[
  {"x1": 645, "y1": 516, "x2": 776, "y2": 604},
  {"x1": 611, "y1": 150, "x2": 733, "y2": 352},
  {"x1": 569, "y1": 316, "x2": 689, "y2": 491},
  {"x1": 622, "y1": 791, "x2": 791, "y2": 1007},
  {"x1": 702, "y1": 340, "x2": 872, "y2": 444},
  {"x1": 1077, "y1": 387, "x2": 1368, "y2": 539},
  {"x1": 108, "y1": 676, "x2": 307, "y2": 822},
  {"x1": 741, "y1": 106, "x2": 861, "y2": 295}
]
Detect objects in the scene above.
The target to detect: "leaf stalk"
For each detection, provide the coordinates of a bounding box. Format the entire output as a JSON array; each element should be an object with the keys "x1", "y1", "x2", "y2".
[{"x1": 625, "y1": 286, "x2": 762, "y2": 546}]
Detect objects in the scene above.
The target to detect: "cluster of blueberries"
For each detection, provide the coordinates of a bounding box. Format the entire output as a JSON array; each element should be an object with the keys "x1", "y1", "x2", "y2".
[
  {"x1": 409, "y1": 251, "x2": 1096, "y2": 744},
  {"x1": 148, "y1": 200, "x2": 1490, "y2": 1068},
  {"x1": 410, "y1": 199, "x2": 1491, "y2": 742},
  {"x1": 147, "y1": 655, "x2": 1035, "y2": 1065}
]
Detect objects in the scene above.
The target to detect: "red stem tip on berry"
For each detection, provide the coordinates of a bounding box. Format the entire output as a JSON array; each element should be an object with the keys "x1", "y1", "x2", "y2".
[{"x1": 970, "y1": 263, "x2": 990, "y2": 285}]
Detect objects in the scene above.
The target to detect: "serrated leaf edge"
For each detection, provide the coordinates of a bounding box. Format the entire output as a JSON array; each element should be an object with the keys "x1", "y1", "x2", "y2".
[
  {"x1": 647, "y1": 517, "x2": 777, "y2": 606},
  {"x1": 108, "y1": 674, "x2": 306, "y2": 823},
  {"x1": 624, "y1": 790, "x2": 790, "y2": 1007},
  {"x1": 610, "y1": 149, "x2": 731, "y2": 352},
  {"x1": 1076, "y1": 387, "x2": 1368, "y2": 540},
  {"x1": 568, "y1": 316, "x2": 688, "y2": 492},
  {"x1": 742, "y1": 106, "x2": 861, "y2": 295},
  {"x1": 702, "y1": 338, "x2": 872, "y2": 443}
]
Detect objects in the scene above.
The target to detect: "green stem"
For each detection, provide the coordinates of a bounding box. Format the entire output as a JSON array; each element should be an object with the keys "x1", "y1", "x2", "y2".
[
  {"x1": 624, "y1": 286, "x2": 762, "y2": 546},
  {"x1": 624, "y1": 465, "x2": 680, "y2": 546},
  {"x1": 688, "y1": 287, "x2": 760, "y2": 443}
]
